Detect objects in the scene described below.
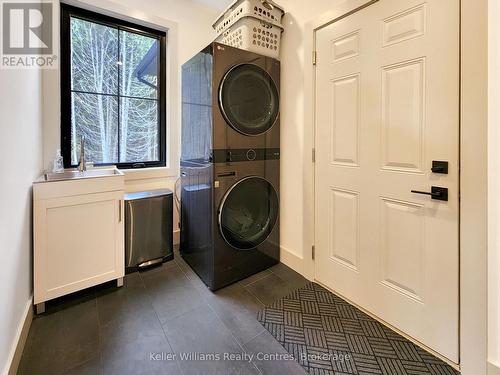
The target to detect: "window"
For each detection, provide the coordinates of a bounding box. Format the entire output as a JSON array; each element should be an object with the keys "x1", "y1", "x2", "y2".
[{"x1": 60, "y1": 5, "x2": 166, "y2": 169}]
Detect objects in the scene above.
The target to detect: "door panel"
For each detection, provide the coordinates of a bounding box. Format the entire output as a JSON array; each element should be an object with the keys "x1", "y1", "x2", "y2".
[
  {"x1": 314, "y1": 0, "x2": 459, "y2": 362},
  {"x1": 380, "y1": 197, "x2": 425, "y2": 302},
  {"x1": 329, "y1": 188, "x2": 360, "y2": 271},
  {"x1": 381, "y1": 58, "x2": 424, "y2": 173},
  {"x1": 382, "y1": 4, "x2": 426, "y2": 47},
  {"x1": 330, "y1": 75, "x2": 360, "y2": 166},
  {"x1": 332, "y1": 30, "x2": 360, "y2": 61}
]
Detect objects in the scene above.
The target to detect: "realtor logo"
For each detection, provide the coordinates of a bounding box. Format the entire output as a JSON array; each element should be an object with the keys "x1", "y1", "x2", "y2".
[{"x1": 1, "y1": 1, "x2": 57, "y2": 68}]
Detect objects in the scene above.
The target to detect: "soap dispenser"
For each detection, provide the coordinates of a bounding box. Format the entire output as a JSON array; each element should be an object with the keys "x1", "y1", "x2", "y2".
[{"x1": 52, "y1": 150, "x2": 64, "y2": 173}]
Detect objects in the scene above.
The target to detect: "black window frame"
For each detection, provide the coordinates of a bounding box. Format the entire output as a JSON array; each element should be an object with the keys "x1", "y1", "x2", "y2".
[{"x1": 60, "y1": 4, "x2": 167, "y2": 169}]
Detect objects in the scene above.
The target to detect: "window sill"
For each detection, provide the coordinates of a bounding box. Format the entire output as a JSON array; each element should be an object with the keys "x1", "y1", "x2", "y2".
[{"x1": 122, "y1": 166, "x2": 179, "y2": 181}]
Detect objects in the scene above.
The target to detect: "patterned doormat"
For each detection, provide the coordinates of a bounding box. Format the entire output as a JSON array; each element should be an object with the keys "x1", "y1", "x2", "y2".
[{"x1": 257, "y1": 282, "x2": 459, "y2": 375}]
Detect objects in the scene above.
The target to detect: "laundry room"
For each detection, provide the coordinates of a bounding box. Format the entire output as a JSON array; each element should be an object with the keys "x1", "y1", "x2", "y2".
[{"x1": 0, "y1": 0, "x2": 497, "y2": 374}]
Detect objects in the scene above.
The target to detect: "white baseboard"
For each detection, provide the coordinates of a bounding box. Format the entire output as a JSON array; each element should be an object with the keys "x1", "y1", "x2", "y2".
[
  {"x1": 280, "y1": 246, "x2": 305, "y2": 274},
  {"x1": 5, "y1": 297, "x2": 33, "y2": 375},
  {"x1": 173, "y1": 229, "x2": 180, "y2": 245},
  {"x1": 489, "y1": 360, "x2": 500, "y2": 375}
]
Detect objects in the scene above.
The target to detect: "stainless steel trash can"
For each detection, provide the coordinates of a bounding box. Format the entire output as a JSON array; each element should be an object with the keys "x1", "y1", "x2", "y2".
[{"x1": 125, "y1": 189, "x2": 174, "y2": 272}]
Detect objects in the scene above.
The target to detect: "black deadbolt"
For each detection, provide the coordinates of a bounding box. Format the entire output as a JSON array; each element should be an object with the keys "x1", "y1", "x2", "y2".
[{"x1": 431, "y1": 161, "x2": 449, "y2": 174}]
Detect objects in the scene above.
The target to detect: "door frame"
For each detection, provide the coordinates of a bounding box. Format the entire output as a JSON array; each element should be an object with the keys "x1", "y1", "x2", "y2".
[{"x1": 302, "y1": 0, "x2": 488, "y2": 373}]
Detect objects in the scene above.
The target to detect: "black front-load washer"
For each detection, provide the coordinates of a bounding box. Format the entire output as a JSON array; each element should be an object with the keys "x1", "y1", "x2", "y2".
[{"x1": 180, "y1": 159, "x2": 280, "y2": 291}]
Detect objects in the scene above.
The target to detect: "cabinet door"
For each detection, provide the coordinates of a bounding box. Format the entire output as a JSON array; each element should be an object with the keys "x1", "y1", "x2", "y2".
[{"x1": 34, "y1": 191, "x2": 124, "y2": 304}]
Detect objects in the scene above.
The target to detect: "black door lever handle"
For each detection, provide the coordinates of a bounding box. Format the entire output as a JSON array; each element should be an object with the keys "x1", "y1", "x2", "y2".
[
  {"x1": 411, "y1": 190, "x2": 434, "y2": 196},
  {"x1": 411, "y1": 186, "x2": 448, "y2": 201}
]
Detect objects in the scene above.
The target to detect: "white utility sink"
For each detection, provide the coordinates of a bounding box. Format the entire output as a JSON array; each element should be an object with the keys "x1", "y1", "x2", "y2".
[{"x1": 37, "y1": 168, "x2": 124, "y2": 183}]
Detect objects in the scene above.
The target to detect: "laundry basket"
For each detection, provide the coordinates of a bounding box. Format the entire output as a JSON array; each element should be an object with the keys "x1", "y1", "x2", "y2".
[
  {"x1": 213, "y1": 0, "x2": 284, "y2": 35},
  {"x1": 216, "y1": 16, "x2": 283, "y2": 59}
]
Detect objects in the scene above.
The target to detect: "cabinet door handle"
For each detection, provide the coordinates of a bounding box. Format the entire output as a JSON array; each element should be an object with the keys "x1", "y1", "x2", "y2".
[{"x1": 119, "y1": 200, "x2": 123, "y2": 222}]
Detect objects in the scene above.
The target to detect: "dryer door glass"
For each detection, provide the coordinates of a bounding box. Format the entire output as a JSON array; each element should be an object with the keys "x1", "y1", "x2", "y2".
[
  {"x1": 219, "y1": 64, "x2": 279, "y2": 136},
  {"x1": 219, "y1": 177, "x2": 279, "y2": 250}
]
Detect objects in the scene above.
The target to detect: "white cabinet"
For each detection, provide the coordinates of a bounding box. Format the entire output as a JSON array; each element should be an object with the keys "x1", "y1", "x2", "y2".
[{"x1": 33, "y1": 170, "x2": 125, "y2": 312}]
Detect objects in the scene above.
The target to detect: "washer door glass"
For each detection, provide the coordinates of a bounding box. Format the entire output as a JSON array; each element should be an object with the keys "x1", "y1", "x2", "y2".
[
  {"x1": 219, "y1": 177, "x2": 279, "y2": 250},
  {"x1": 219, "y1": 64, "x2": 279, "y2": 136}
]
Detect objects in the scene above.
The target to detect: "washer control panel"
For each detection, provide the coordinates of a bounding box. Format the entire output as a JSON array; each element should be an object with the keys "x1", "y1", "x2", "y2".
[{"x1": 211, "y1": 148, "x2": 280, "y2": 163}]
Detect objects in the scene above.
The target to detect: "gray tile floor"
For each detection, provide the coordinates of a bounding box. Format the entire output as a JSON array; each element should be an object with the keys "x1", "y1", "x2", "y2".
[{"x1": 18, "y1": 247, "x2": 309, "y2": 375}]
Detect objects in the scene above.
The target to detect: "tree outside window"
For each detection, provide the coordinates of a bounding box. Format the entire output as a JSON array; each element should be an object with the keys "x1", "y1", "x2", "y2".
[{"x1": 61, "y1": 5, "x2": 166, "y2": 169}]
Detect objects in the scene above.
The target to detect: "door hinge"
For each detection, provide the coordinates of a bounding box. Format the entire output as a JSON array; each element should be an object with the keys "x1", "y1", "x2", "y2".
[
  {"x1": 312, "y1": 245, "x2": 315, "y2": 260},
  {"x1": 312, "y1": 148, "x2": 316, "y2": 163},
  {"x1": 312, "y1": 51, "x2": 317, "y2": 66}
]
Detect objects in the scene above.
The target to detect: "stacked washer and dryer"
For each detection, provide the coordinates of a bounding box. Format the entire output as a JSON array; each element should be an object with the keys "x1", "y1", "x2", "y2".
[{"x1": 180, "y1": 42, "x2": 281, "y2": 290}]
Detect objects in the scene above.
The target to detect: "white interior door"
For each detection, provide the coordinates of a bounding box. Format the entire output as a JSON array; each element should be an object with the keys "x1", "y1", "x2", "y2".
[{"x1": 314, "y1": 0, "x2": 459, "y2": 362}]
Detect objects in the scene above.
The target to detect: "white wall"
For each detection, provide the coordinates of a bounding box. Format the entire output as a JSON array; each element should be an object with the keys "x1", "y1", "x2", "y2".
[
  {"x1": 109, "y1": 0, "x2": 219, "y2": 71},
  {"x1": 489, "y1": 0, "x2": 500, "y2": 372},
  {"x1": 461, "y1": 0, "x2": 488, "y2": 373},
  {"x1": 277, "y1": 0, "x2": 343, "y2": 273},
  {"x1": 0, "y1": 69, "x2": 43, "y2": 373}
]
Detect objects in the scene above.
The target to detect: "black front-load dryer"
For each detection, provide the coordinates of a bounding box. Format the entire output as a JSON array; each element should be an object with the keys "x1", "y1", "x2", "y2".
[{"x1": 218, "y1": 63, "x2": 279, "y2": 137}]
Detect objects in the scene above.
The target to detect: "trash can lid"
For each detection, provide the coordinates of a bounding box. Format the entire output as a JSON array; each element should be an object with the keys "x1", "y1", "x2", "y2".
[{"x1": 124, "y1": 189, "x2": 173, "y2": 201}]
